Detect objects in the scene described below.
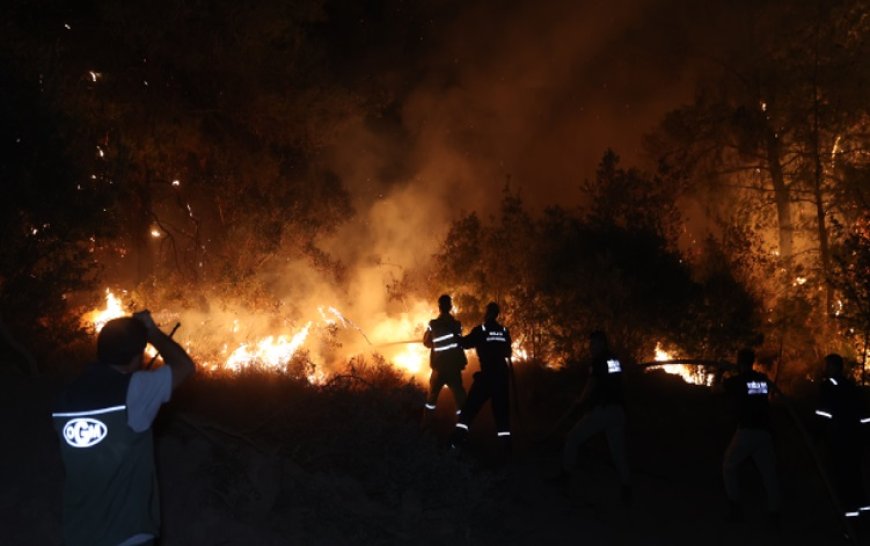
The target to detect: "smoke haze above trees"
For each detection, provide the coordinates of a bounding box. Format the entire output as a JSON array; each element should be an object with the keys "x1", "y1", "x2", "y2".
[{"x1": 2, "y1": 0, "x2": 869, "y2": 372}]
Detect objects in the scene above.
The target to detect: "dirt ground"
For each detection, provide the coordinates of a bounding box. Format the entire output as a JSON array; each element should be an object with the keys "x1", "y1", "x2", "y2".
[{"x1": 2, "y1": 364, "x2": 866, "y2": 545}]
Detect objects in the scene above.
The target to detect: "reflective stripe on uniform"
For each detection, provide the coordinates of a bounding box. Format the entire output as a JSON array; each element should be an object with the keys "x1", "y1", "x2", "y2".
[
  {"x1": 846, "y1": 511, "x2": 860, "y2": 518},
  {"x1": 860, "y1": 506, "x2": 870, "y2": 512},
  {"x1": 456, "y1": 409, "x2": 462, "y2": 415},
  {"x1": 52, "y1": 405, "x2": 126, "y2": 418},
  {"x1": 815, "y1": 410, "x2": 833, "y2": 419},
  {"x1": 433, "y1": 333, "x2": 454, "y2": 343},
  {"x1": 497, "y1": 431, "x2": 511, "y2": 437},
  {"x1": 424, "y1": 403, "x2": 437, "y2": 410},
  {"x1": 434, "y1": 343, "x2": 459, "y2": 352},
  {"x1": 829, "y1": 377, "x2": 839, "y2": 386},
  {"x1": 486, "y1": 336, "x2": 508, "y2": 342},
  {"x1": 861, "y1": 418, "x2": 870, "y2": 424},
  {"x1": 455, "y1": 423, "x2": 469, "y2": 430}
]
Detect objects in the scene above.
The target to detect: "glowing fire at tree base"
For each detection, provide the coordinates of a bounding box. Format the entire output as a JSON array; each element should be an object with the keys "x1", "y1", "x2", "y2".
[{"x1": 646, "y1": 342, "x2": 715, "y2": 387}]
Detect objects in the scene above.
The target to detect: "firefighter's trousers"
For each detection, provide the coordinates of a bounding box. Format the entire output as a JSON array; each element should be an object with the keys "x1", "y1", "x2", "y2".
[
  {"x1": 457, "y1": 367, "x2": 510, "y2": 436},
  {"x1": 722, "y1": 428, "x2": 780, "y2": 511},
  {"x1": 826, "y1": 431, "x2": 868, "y2": 514},
  {"x1": 426, "y1": 366, "x2": 466, "y2": 412},
  {"x1": 562, "y1": 404, "x2": 630, "y2": 485}
]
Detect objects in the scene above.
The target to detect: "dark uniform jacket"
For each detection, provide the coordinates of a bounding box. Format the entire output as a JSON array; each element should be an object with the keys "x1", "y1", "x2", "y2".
[
  {"x1": 52, "y1": 365, "x2": 160, "y2": 546},
  {"x1": 589, "y1": 352, "x2": 624, "y2": 408},
  {"x1": 425, "y1": 314, "x2": 467, "y2": 372},
  {"x1": 462, "y1": 321, "x2": 512, "y2": 372},
  {"x1": 725, "y1": 370, "x2": 772, "y2": 430},
  {"x1": 816, "y1": 375, "x2": 868, "y2": 436}
]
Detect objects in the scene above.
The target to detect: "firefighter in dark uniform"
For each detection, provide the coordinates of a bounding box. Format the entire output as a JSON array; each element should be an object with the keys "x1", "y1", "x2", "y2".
[
  {"x1": 722, "y1": 348, "x2": 780, "y2": 520},
  {"x1": 449, "y1": 302, "x2": 512, "y2": 451},
  {"x1": 561, "y1": 331, "x2": 630, "y2": 497},
  {"x1": 422, "y1": 294, "x2": 467, "y2": 425},
  {"x1": 815, "y1": 353, "x2": 870, "y2": 520}
]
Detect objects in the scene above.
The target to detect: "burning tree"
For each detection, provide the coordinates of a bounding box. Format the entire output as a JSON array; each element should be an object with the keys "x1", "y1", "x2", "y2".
[
  {"x1": 830, "y1": 214, "x2": 870, "y2": 378},
  {"x1": 432, "y1": 153, "x2": 761, "y2": 368},
  {"x1": 647, "y1": 0, "x2": 870, "y2": 369}
]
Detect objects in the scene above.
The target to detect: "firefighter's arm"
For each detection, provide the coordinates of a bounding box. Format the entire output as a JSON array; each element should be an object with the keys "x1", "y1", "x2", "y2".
[
  {"x1": 460, "y1": 326, "x2": 479, "y2": 349},
  {"x1": 134, "y1": 310, "x2": 195, "y2": 390},
  {"x1": 423, "y1": 324, "x2": 433, "y2": 349},
  {"x1": 814, "y1": 382, "x2": 835, "y2": 421}
]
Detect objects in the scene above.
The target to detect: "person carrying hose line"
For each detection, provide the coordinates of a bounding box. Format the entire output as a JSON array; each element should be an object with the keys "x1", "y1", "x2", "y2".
[{"x1": 421, "y1": 294, "x2": 467, "y2": 428}]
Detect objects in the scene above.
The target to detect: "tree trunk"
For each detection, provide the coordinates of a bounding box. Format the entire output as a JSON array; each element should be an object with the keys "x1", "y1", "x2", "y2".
[
  {"x1": 811, "y1": 34, "x2": 834, "y2": 320},
  {"x1": 765, "y1": 130, "x2": 794, "y2": 262}
]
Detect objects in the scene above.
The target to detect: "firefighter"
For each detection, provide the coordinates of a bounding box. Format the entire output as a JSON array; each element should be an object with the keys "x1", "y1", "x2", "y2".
[
  {"x1": 722, "y1": 348, "x2": 780, "y2": 521},
  {"x1": 815, "y1": 353, "x2": 870, "y2": 520},
  {"x1": 421, "y1": 294, "x2": 467, "y2": 426},
  {"x1": 449, "y1": 302, "x2": 512, "y2": 451},
  {"x1": 51, "y1": 311, "x2": 195, "y2": 546},
  {"x1": 560, "y1": 331, "x2": 631, "y2": 499}
]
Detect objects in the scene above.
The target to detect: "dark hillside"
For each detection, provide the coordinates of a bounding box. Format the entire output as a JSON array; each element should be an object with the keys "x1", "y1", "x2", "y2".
[{"x1": 2, "y1": 364, "x2": 863, "y2": 545}]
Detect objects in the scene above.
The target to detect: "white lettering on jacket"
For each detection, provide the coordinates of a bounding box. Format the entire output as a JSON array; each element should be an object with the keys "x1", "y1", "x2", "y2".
[
  {"x1": 746, "y1": 381, "x2": 768, "y2": 395},
  {"x1": 63, "y1": 418, "x2": 108, "y2": 448},
  {"x1": 607, "y1": 359, "x2": 622, "y2": 374}
]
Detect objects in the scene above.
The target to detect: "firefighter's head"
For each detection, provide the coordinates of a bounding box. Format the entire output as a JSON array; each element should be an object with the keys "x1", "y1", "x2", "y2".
[
  {"x1": 736, "y1": 348, "x2": 755, "y2": 373},
  {"x1": 484, "y1": 301, "x2": 500, "y2": 323},
  {"x1": 98, "y1": 317, "x2": 147, "y2": 371},
  {"x1": 438, "y1": 294, "x2": 452, "y2": 314},
  {"x1": 589, "y1": 330, "x2": 609, "y2": 357},
  {"x1": 824, "y1": 353, "x2": 844, "y2": 377}
]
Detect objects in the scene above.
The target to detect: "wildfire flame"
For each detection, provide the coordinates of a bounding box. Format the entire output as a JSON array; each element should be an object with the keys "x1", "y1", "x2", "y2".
[
  {"x1": 82, "y1": 288, "x2": 127, "y2": 333},
  {"x1": 392, "y1": 343, "x2": 427, "y2": 375},
  {"x1": 80, "y1": 289, "x2": 534, "y2": 383},
  {"x1": 224, "y1": 322, "x2": 312, "y2": 373},
  {"x1": 82, "y1": 289, "x2": 437, "y2": 381},
  {"x1": 648, "y1": 341, "x2": 714, "y2": 386},
  {"x1": 512, "y1": 336, "x2": 529, "y2": 362}
]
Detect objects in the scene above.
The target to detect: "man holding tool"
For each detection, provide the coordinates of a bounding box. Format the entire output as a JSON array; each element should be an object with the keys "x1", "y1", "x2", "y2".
[{"x1": 52, "y1": 311, "x2": 195, "y2": 546}]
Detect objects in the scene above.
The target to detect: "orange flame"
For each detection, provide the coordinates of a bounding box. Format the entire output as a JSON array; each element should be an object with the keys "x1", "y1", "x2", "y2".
[
  {"x1": 648, "y1": 341, "x2": 713, "y2": 386},
  {"x1": 224, "y1": 322, "x2": 312, "y2": 373},
  {"x1": 82, "y1": 289, "x2": 127, "y2": 333}
]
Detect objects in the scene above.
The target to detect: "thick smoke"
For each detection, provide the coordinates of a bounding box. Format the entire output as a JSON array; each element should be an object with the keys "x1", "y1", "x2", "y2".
[{"x1": 147, "y1": 0, "x2": 765, "y2": 374}]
